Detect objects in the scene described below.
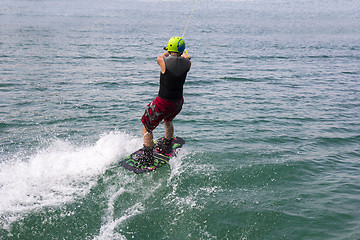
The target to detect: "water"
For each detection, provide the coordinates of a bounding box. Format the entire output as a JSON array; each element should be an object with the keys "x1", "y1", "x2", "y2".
[{"x1": 1, "y1": 0, "x2": 360, "y2": 239}]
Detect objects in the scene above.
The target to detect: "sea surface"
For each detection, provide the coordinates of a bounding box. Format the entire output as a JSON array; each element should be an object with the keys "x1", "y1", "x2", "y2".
[{"x1": 1, "y1": 0, "x2": 360, "y2": 239}]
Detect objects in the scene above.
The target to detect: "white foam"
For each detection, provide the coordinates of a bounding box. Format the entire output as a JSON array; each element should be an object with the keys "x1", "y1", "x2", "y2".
[
  {"x1": 94, "y1": 182, "x2": 149, "y2": 240},
  {"x1": 95, "y1": 201, "x2": 144, "y2": 240},
  {"x1": 164, "y1": 149, "x2": 191, "y2": 210},
  {"x1": 168, "y1": 149, "x2": 188, "y2": 183},
  {"x1": 94, "y1": 169, "x2": 165, "y2": 239},
  {"x1": 0, "y1": 131, "x2": 141, "y2": 228}
]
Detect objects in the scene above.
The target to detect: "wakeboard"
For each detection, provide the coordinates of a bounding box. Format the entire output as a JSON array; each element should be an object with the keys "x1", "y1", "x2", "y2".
[{"x1": 120, "y1": 136, "x2": 185, "y2": 173}]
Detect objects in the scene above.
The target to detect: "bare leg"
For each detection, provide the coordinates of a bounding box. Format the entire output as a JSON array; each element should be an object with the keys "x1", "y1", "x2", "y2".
[
  {"x1": 143, "y1": 125, "x2": 154, "y2": 148},
  {"x1": 164, "y1": 121, "x2": 174, "y2": 140}
]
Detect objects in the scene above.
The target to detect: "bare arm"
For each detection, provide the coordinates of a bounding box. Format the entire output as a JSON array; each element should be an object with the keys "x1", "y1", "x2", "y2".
[
  {"x1": 157, "y1": 51, "x2": 169, "y2": 74},
  {"x1": 181, "y1": 52, "x2": 191, "y2": 70},
  {"x1": 181, "y1": 52, "x2": 190, "y2": 60}
]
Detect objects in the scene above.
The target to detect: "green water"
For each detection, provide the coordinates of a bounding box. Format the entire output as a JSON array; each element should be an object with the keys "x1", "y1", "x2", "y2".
[{"x1": 1, "y1": 0, "x2": 360, "y2": 239}]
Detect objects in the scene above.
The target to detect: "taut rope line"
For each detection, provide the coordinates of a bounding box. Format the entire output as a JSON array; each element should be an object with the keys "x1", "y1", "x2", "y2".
[
  {"x1": 182, "y1": 0, "x2": 198, "y2": 39},
  {"x1": 182, "y1": 0, "x2": 198, "y2": 57}
]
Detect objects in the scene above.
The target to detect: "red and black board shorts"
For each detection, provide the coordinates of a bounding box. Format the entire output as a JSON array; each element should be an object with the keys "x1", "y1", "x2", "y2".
[{"x1": 141, "y1": 96, "x2": 183, "y2": 133}]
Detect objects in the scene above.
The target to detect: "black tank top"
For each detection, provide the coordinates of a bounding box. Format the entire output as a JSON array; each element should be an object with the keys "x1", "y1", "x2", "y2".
[{"x1": 158, "y1": 55, "x2": 190, "y2": 101}]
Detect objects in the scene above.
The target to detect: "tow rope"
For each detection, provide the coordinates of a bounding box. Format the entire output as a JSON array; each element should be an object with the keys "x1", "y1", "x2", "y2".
[{"x1": 182, "y1": 0, "x2": 198, "y2": 58}]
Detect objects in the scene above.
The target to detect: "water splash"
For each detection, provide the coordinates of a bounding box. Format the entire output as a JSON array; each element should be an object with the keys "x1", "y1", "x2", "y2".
[{"x1": 0, "y1": 131, "x2": 141, "y2": 229}]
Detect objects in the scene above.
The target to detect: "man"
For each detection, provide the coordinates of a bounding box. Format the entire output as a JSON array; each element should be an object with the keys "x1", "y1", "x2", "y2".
[{"x1": 139, "y1": 36, "x2": 191, "y2": 165}]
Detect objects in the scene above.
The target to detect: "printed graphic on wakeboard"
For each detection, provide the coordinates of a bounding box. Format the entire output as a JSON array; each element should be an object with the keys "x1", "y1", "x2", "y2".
[{"x1": 120, "y1": 136, "x2": 185, "y2": 173}]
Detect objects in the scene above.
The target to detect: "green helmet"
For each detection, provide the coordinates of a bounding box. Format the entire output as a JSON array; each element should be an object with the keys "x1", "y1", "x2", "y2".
[{"x1": 167, "y1": 37, "x2": 185, "y2": 54}]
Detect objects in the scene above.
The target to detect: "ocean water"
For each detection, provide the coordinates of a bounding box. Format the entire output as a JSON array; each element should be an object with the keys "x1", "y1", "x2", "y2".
[{"x1": 1, "y1": 0, "x2": 360, "y2": 239}]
